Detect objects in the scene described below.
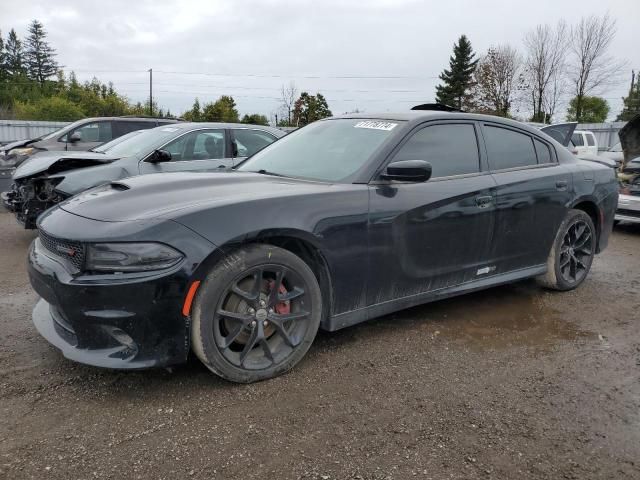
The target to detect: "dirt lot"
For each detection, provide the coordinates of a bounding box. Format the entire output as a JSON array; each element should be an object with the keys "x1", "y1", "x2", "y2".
[{"x1": 0, "y1": 210, "x2": 639, "y2": 480}]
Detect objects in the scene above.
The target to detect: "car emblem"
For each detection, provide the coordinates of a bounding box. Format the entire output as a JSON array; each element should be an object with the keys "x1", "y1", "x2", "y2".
[{"x1": 55, "y1": 245, "x2": 76, "y2": 257}]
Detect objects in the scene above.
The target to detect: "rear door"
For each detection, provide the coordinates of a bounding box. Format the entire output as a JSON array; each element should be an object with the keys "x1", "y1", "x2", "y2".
[
  {"x1": 139, "y1": 128, "x2": 233, "y2": 174},
  {"x1": 367, "y1": 121, "x2": 498, "y2": 304},
  {"x1": 230, "y1": 128, "x2": 279, "y2": 166},
  {"x1": 482, "y1": 122, "x2": 571, "y2": 273}
]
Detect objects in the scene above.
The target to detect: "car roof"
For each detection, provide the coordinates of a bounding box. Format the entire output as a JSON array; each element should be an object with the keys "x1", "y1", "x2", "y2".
[
  {"x1": 328, "y1": 111, "x2": 548, "y2": 136},
  {"x1": 78, "y1": 117, "x2": 178, "y2": 122},
  {"x1": 163, "y1": 122, "x2": 285, "y2": 135}
]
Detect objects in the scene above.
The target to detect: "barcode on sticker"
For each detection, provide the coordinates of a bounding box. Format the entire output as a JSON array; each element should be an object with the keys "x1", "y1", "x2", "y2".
[{"x1": 354, "y1": 121, "x2": 397, "y2": 131}]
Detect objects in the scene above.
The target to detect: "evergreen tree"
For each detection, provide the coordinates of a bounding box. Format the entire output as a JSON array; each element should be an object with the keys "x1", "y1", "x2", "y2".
[
  {"x1": 202, "y1": 96, "x2": 239, "y2": 122},
  {"x1": 292, "y1": 92, "x2": 332, "y2": 126},
  {"x1": 435, "y1": 35, "x2": 478, "y2": 110},
  {"x1": 5, "y1": 29, "x2": 25, "y2": 77},
  {"x1": 24, "y1": 20, "x2": 58, "y2": 85},
  {"x1": 617, "y1": 72, "x2": 640, "y2": 121},
  {"x1": 0, "y1": 31, "x2": 5, "y2": 80}
]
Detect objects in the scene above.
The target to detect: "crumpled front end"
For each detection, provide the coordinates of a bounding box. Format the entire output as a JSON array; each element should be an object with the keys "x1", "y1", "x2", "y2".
[{"x1": 3, "y1": 176, "x2": 69, "y2": 228}]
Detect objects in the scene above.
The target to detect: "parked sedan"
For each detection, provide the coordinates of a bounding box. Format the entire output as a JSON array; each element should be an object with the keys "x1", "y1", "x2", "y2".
[
  {"x1": 3, "y1": 122, "x2": 284, "y2": 228},
  {"x1": 0, "y1": 117, "x2": 177, "y2": 194},
  {"x1": 27, "y1": 112, "x2": 618, "y2": 383}
]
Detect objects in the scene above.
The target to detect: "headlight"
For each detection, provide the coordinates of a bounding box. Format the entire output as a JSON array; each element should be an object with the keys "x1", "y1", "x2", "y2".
[
  {"x1": 8, "y1": 147, "x2": 34, "y2": 157},
  {"x1": 85, "y1": 242, "x2": 184, "y2": 273}
]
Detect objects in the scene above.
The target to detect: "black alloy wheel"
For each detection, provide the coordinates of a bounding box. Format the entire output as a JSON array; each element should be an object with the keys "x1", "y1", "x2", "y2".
[{"x1": 191, "y1": 244, "x2": 322, "y2": 383}]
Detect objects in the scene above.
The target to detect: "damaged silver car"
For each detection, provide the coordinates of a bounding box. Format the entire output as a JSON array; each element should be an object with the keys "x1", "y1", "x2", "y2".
[
  {"x1": 616, "y1": 114, "x2": 640, "y2": 224},
  {"x1": 2, "y1": 123, "x2": 284, "y2": 228}
]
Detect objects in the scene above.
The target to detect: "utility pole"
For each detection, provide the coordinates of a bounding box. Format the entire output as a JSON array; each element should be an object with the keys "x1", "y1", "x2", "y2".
[{"x1": 148, "y1": 68, "x2": 153, "y2": 116}]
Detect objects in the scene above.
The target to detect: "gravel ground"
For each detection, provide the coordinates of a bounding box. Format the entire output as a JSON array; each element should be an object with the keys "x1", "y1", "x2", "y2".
[{"x1": 0, "y1": 210, "x2": 639, "y2": 480}]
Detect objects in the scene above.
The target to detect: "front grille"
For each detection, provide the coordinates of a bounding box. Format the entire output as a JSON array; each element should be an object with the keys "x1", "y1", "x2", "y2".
[
  {"x1": 616, "y1": 208, "x2": 640, "y2": 219},
  {"x1": 39, "y1": 230, "x2": 85, "y2": 271}
]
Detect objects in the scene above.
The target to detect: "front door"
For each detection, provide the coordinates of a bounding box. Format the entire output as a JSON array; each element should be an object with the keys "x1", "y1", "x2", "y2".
[
  {"x1": 139, "y1": 129, "x2": 233, "y2": 174},
  {"x1": 367, "y1": 121, "x2": 497, "y2": 306}
]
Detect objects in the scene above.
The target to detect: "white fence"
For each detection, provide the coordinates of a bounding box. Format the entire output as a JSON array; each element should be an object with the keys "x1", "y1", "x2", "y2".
[{"x1": 0, "y1": 120, "x2": 70, "y2": 144}]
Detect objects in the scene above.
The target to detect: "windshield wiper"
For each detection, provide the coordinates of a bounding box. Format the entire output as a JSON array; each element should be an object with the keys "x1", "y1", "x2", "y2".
[{"x1": 252, "y1": 169, "x2": 288, "y2": 177}]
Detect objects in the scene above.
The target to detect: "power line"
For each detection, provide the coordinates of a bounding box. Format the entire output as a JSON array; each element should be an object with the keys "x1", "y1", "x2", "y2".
[{"x1": 65, "y1": 68, "x2": 440, "y2": 80}]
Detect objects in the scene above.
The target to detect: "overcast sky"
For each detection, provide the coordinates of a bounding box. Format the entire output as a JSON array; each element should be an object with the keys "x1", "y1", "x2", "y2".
[{"x1": 1, "y1": 0, "x2": 638, "y2": 121}]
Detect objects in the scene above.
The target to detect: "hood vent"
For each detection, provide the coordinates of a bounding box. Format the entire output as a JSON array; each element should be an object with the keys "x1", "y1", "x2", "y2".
[{"x1": 109, "y1": 182, "x2": 130, "y2": 191}]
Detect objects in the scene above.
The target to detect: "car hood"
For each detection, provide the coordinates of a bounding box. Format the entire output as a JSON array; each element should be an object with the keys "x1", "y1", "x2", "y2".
[
  {"x1": 59, "y1": 171, "x2": 334, "y2": 222},
  {"x1": 619, "y1": 114, "x2": 640, "y2": 164},
  {"x1": 13, "y1": 151, "x2": 119, "y2": 180},
  {"x1": 0, "y1": 139, "x2": 32, "y2": 153},
  {"x1": 540, "y1": 122, "x2": 577, "y2": 147}
]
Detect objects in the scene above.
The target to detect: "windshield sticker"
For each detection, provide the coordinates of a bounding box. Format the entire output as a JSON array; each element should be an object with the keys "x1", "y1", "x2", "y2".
[
  {"x1": 160, "y1": 127, "x2": 179, "y2": 132},
  {"x1": 354, "y1": 121, "x2": 398, "y2": 131}
]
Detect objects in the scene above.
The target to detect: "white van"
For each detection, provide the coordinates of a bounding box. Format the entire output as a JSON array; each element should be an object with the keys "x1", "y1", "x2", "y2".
[{"x1": 570, "y1": 130, "x2": 598, "y2": 156}]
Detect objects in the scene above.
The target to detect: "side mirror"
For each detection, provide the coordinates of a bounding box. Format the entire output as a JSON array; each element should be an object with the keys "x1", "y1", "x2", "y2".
[
  {"x1": 69, "y1": 132, "x2": 82, "y2": 143},
  {"x1": 146, "y1": 149, "x2": 172, "y2": 163},
  {"x1": 381, "y1": 160, "x2": 432, "y2": 182}
]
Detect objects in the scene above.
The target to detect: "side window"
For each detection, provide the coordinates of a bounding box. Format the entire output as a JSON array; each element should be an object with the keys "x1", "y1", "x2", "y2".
[
  {"x1": 586, "y1": 134, "x2": 596, "y2": 147},
  {"x1": 392, "y1": 124, "x2": 480, "y2": 178},
  {"x1": 163, "y1": 130, "x2": 225, "y2": 161},
  {"x1": 60, "y1": 122, "x2": 112, "y2": 143},
  {"x1": 232, "y1": 129, "x2": 277, "y2": 157},
  {"x1": 484, "y1": 125, "x2": 537, "y2": 170},
  {"x1": 534, "y1": 138, "x2": 552, "y2": 164},
  {"x1": 571, "y1": 133, "x2": 584, "y2": 146}
]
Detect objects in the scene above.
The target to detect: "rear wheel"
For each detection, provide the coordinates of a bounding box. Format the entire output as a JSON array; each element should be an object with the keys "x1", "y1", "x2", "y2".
[
  {"x1": 537, "y1": 209, "x2": 596, "y2": 291},
  {"x1": 191, "y1": 244, "x2": 322, "y2": 383}
]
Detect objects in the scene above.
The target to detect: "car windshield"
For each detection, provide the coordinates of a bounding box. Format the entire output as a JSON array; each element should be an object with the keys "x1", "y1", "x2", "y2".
[
  {"x1": 237, "y1": 119, "x2": 401, "y2": 182},
  {"x1": 93, "y1": 126, "x2": 184, "y2": 158},
  {"x1": 91, "y1": 130, "x2": 143, "y2": 152},
  {"x1": 40, "y1": 119, "x2": 87, "y2": 140}
]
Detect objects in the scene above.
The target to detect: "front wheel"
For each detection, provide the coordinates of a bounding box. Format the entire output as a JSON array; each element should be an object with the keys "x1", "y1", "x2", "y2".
[
  {"x1": 191, "y1": 244, "x2": 322, "y2": 383},
  {"x1": 537, "y1": 209, "x2": 596, "y2": 291}
]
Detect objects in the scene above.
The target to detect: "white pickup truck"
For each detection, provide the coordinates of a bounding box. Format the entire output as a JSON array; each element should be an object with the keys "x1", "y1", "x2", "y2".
[{"x1": 570, "y1": 130, "x2": 599, "y2": 156}]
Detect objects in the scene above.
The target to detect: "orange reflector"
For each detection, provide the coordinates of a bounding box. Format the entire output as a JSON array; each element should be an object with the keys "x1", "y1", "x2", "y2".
[{"x1": 182, "y1": 280, "x2": 201, "y2": 317}]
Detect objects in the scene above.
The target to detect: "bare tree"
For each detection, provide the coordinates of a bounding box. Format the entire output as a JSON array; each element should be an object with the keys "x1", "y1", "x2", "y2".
[
  {"x1": 472, "y1": 45, "x2": 522, "y2": 117},
  {"x1": 523, "y1": 21, "x2": 568, "y2": 123},
  {"x1": 567, "y1": 14, "x2": 626, "y2": 122},
  {"x1": 279, "y1": 81, "x2": 298, "y2": 126}
]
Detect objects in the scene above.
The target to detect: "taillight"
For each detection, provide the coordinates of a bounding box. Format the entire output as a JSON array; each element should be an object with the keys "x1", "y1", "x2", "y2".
[{"x1": 619, "y1": 184, "x2": 631, "y2": 195}]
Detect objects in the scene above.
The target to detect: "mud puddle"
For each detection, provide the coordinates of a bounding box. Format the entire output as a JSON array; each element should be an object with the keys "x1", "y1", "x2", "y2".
[{"x1": 380, "y1": 280, "x2": 601, "y2": 351}]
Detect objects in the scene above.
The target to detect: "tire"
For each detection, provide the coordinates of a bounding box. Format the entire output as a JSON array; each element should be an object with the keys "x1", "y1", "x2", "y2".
[
  {"x1": 191, "y1": 244, "x2": 322, "y2": 383},
  {"x1": 537, "y1": 209, "x2": 596, "y2": 291}
]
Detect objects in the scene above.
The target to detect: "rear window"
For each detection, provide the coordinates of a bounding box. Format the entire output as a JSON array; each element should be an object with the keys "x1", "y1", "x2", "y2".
[
  {"x1": 586, "y1": 134, "x2": 596, "y2": 146},
  {"x1": 484, "y1": 126, "x2": 537, "y2": 170},
  {"x1": 572, "y1": 133, "x2": 584, "y2": 146}
]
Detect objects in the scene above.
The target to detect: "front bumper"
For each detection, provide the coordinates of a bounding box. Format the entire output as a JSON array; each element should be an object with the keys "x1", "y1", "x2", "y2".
[
  {"x1": 28, "y1": 238, "x2": 191, "y2": 369},
  {"x1": 615, "y1": 193, "x2": 640, "y2": 223}
]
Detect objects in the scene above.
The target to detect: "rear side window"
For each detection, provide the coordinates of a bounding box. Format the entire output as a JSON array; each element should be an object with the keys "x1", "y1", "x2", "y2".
[
  {"x1": 586, "y1": 134, "x2": 596, "y2": 146},
  {"x1": 392, "y1": 124, "x2": 480, "y2": 178},
  {"x1": 484, "y1": 125, "x2": 537, "y2": 170},
  {"x1": 534, "y1": 138, "x2": 552, "y2": 164},
  {"x1": 232, "y1": 129, "x2": 277, "y2": 157},
  {"x1": 571, "y1": 133, "x2": 584, "y2": 146}
]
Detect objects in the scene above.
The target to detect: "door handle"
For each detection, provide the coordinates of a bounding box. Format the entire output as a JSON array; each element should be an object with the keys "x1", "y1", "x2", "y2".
[
  {"x1": 475, "y1": 195, "x2": 493, "y2": 208},
  {"x1": 556, "y1": 180, "x2": 568, "y2": 191}
]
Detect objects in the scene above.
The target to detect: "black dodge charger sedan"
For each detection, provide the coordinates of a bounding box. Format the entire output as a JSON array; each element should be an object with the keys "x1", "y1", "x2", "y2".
[{"x1": 28, "y1": 112, "x2": 618, "y2": 382}]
